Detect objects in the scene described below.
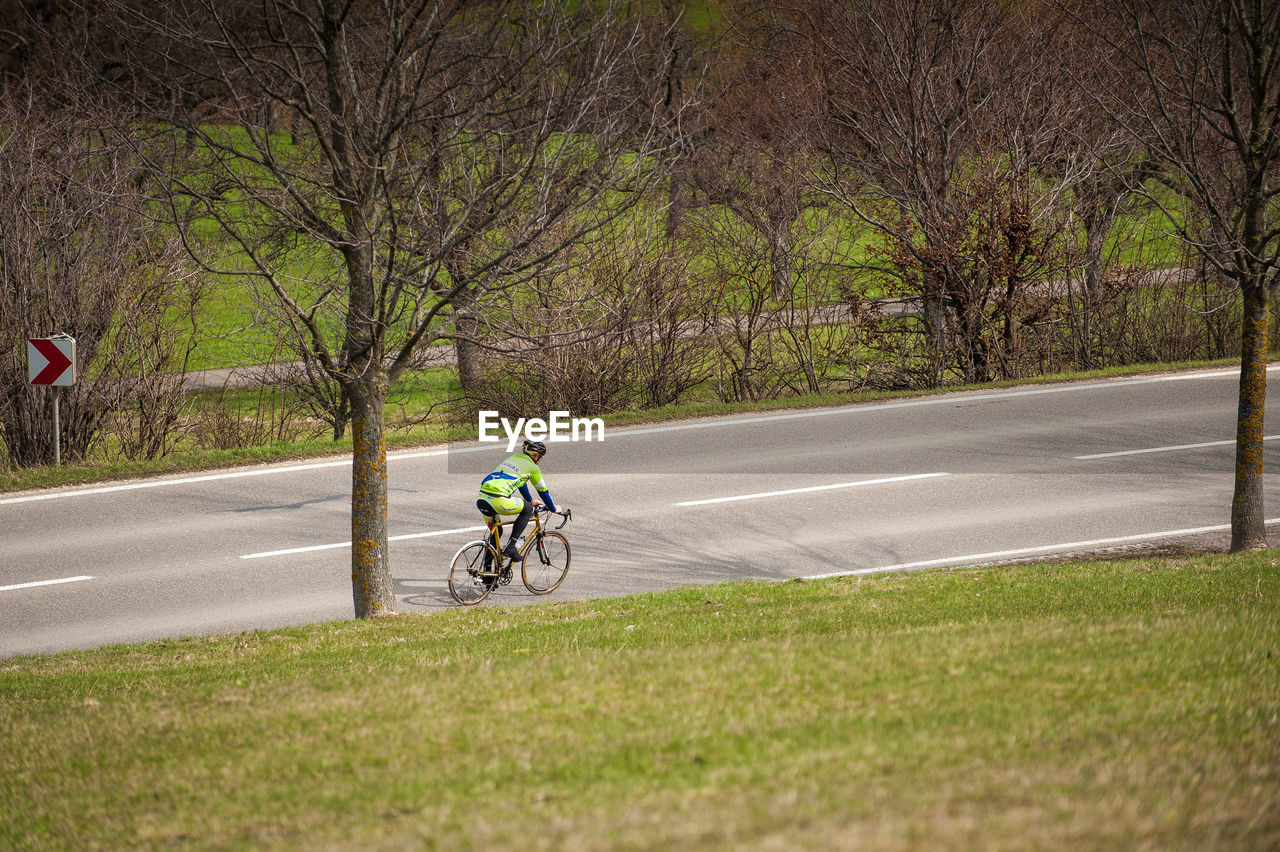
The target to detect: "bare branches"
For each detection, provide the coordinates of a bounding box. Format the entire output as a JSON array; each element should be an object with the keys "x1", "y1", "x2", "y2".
[
  {"x1": 759, "y1": 0, "x2": 1081, "y2": 384},
  {"x1": 0, "y1": 67, "x2": 202, "y2": 467},
  {"x1": 1078, "y1": 0, "x2": 1280, "y2": 287},
  {"x1": 86, "y1": 0, "x2": 691, "y2": 615},
  {"x1": 1068, "y1": 0, "x2": 1280, "y2": 551}
]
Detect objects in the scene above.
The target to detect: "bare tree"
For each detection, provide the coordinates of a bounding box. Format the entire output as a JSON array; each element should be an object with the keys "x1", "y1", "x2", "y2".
[
  {"x1": 1031, "y1": 10, "x2": 1161, "y2": 368},
  {"x1": 0, "y1": 68, "x2": 199, "y2": 469},
  {"x1": 1078, "y1": 0, "x2": 1280, "y2": 551},
  {"x1": 774, "y1": 0, "x2": 1080, "y2": 385},
  {"x1": 617, "y1": 0, "x2": 705, "y2": 241},
  {"x1": 780, "y1": 0, "x2": 1004, "y2": 384},
  {"x1": 683, "y1": 3, "x2": 814, "y2": 303},
  {"x1": 98, "y1": 0, "x2": 683, "y2": 616},
  {"x1": 442, "y1": 1, "x2": 703, "y2": 398}
]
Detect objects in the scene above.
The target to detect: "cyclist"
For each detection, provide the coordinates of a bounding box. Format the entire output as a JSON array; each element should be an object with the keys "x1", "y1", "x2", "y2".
[{"x1": 477, "y1": 438, "x2": 562, "y2": 565}]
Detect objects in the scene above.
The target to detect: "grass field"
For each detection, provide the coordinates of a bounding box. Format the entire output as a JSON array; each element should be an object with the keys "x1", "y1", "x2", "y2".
[{"x1": 3, "y1": 551, "x2": 1277, "y2": 849}]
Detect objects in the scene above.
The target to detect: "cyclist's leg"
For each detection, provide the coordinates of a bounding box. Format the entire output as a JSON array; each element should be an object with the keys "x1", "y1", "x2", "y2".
[
  {"x1": 475, "y1": 498, "x2": 501, "y2": 568},
  {"x1": 507, "y1": 500, "x2": 534, "y2": 546},
  {"x1": 500, "y1": 500, "x2": 532, "y2": 560},
  {"x1": 478, "y1": 493, "x2": 527, "y2": 560},
  {"x1": 478, "y1": 498, "x2": 496, "y2": 562}
]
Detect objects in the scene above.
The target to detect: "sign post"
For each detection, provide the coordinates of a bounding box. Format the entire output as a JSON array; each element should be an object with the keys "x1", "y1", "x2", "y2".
[{"x1": 28, "y1": 334, "x2": 76, "y2": 465}]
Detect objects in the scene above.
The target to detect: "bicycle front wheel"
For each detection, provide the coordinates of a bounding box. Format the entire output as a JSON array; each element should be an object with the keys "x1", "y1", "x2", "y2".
[
  {"x1": 449, "y1": 541, "x2": 501, "y2": 605},
  {"x1": 521, "y1": 532, "x2": 570, "y2": 594}
]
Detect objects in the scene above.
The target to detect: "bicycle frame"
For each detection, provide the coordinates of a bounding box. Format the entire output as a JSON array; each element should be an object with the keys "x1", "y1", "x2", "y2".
[
  {"x1": 449, "y1": 506, "x2": 571, "y2": 605},
  {"x1": 485, "y1": 507, "x2": 571, "y2": 563}
]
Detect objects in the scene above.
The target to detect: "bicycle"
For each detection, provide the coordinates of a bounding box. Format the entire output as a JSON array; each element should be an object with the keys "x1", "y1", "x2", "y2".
[{"x1": 448, "y1": 506, "x2": 572, "y2": 605}]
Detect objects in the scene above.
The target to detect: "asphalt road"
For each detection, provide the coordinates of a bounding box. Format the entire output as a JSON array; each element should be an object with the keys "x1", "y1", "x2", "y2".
[{"x1": 3, "y1": 365, "x2": 1277, "y2": 658}]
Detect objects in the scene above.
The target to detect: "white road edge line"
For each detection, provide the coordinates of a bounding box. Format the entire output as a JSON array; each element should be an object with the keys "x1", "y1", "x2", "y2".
[
  {"x1": 804, "y1": 518, "x2": 1280, "y2": 581},
  {"x1": 674, "y1": 472, "x2": 949, "y2": 506},
  {"x1": 0, "y1": 448, "x2": 452, "y2": 506},
  {"x1": 7, "y1": 364, "x2": 1278, "y2": 506},
  {"x1": 608, "y1": 364, "x2": 1280, "y2": 440},
  {"x1": 240, "y1": 525, "x2": 488, "y2": 560},
  {"x1": 1076, "y1": 434, "x2": 1280, "y2": 459},
  {"x1": 1, "y1": 575, "x2": 95, "y2": 593}
]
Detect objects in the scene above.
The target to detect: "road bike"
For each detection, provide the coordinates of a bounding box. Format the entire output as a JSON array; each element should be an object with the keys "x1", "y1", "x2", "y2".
[{"x1": 448, "y1": 506, "x2": 572, "y2": 605}]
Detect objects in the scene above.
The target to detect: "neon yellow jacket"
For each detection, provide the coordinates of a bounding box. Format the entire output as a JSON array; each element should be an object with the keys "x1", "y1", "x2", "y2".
[{"x1": 479, "y1": 452, "x2": 556, "y2": 511}]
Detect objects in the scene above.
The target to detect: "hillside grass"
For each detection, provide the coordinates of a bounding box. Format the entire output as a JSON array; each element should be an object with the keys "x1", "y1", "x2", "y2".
[{"x1": 2, "y1": 551, "x2": 1276, "y2": 849}]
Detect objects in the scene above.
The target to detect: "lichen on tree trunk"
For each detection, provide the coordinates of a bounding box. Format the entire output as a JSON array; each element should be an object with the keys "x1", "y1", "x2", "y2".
[
  {"x1": 349, "y1": 386, "x2": 396, "y2": 616},
  {"x1": 1231, "y1": 284, "x2": 1269, "y2": 553}
]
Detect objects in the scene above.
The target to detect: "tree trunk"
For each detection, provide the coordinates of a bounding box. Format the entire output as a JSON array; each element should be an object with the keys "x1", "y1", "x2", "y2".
[
  {"x1": 1079, "y1": 211, "x2": 1108, "y2": 369},
  {"x1": 920, "y1": 272, "x2": 948, "y2": 388},
  {"x1": 331, "y1": 389, "x2": 350, "y2": 441},
  {"x1": 1230, "y1": 283, "x2": 1269, "y2": 552},
  {"x1": 766, "y1": 208, "x2": 795, "y2": 302},
  {"x1": 1082, "y1": 212, "x2": 1107, "y2": 303},
  {"x1": 449, "y1": 283, "x2": 484, "y2": 396},
  {"x1": 1000, "y1": 279, "x2": 1019, "y2": 380},
  {"x1": 349, "y1": 382, "x2": 397, "y2": 616},
  {"x1": 665, "y1": 172, "x2": 686, "y2": 239},
  {"x1": 948, "y1": 281, "x2": 989, "y2": 384},
  {"x1": 455, "y1": 332, "x2": 483, "y2": 396}
]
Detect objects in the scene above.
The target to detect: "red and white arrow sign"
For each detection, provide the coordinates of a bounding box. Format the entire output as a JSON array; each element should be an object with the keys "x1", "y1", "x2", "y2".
[{"x1": 28, "y1": 337, "x2": 76, "y2": 386}]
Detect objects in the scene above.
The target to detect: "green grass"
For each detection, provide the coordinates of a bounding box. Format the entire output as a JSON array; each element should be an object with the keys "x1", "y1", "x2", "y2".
[
  {"x1": 2, "y1": 551, "x2": 1276, "y2": 849},
  {"x1": 174, "y1": 163, "x2": 1193, "y2": 373}
]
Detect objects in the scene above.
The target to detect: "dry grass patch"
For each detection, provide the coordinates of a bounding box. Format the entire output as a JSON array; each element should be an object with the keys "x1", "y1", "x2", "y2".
[{"x1": 2, "y1": 553, "x2": 1277, "y2": 849}]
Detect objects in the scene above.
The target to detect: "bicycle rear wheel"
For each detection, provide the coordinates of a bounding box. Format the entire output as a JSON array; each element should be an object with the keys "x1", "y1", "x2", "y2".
[
  {"x1": 449, "y1": 541, "x2": 501, "y2": 605},
  {"x1": 521, "y1": 531, "x2": 570, "y2": 594}
]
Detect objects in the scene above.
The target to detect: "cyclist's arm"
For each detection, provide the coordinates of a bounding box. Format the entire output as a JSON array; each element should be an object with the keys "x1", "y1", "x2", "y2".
[
  {"x1": 527, "y1": 465, "x2": 557, "y2": 512},
  {"x1": 537, "y1": 487, "x2": 557, "y2": 513}
]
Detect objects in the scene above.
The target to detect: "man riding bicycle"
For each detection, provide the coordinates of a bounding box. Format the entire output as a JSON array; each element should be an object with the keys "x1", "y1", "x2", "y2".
[{"x1": 477, "y1": 439, "x2": 564, "y2": 564}]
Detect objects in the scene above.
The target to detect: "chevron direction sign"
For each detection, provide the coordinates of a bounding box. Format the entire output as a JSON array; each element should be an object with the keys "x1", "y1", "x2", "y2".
[{"x1": 27, "y1": 336, "x2": 76, "y2": 386}]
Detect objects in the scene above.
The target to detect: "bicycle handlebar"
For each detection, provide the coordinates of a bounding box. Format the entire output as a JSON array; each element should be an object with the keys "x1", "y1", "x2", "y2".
[{"x1": 535, "y1": 505, "x2": 572, "y2": 529}]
